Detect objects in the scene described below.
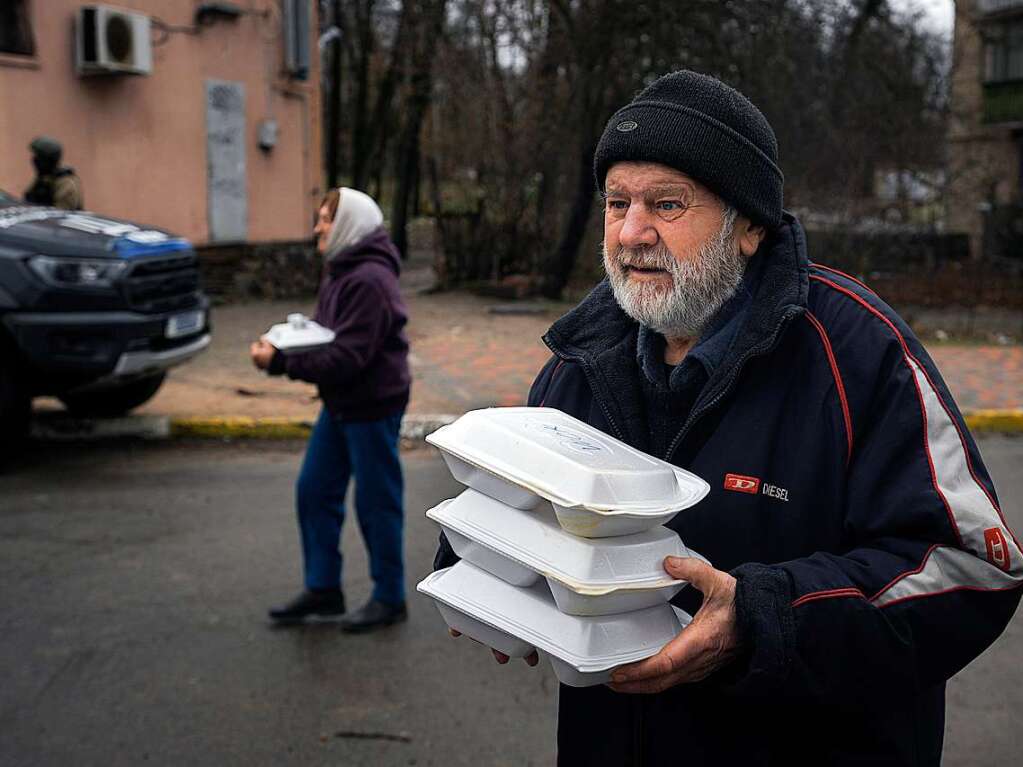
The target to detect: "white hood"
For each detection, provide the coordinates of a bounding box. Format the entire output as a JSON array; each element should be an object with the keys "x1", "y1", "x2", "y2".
[{"x1": 323, "y1": 187, "x2": 384, "y2": 261}]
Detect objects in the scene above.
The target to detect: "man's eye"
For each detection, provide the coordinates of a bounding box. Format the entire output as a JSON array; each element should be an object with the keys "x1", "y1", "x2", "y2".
[
  {"x1": 656, "y1": 201, "x2": 684, "y2": 211},
  {"x1": 607, "y1": 200, "x2": 627, "y2": 209}
]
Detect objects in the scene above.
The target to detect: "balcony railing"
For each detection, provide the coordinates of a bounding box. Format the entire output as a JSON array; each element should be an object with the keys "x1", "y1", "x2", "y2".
[{"x1": 983, "y1": 79, "x2": 1023, "y2": 123}]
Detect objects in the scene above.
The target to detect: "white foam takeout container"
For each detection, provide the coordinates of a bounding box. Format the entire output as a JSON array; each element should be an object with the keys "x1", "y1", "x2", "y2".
[
  {"x1": 426, "y1": 407, "x2": 710, "y2": 537},
  {"x1": 428, "y1": 489, "x2": 710, "y2": 615},
  {"x1": 418, "y1": 561, "x2": 691, "y2": 687},
  {"x1": 262, "y1": 313, "x2": 336, "y2": 355}
]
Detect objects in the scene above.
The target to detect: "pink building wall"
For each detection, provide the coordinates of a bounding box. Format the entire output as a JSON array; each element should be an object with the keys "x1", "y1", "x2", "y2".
[{"x1": 0, "y1": 1, "x2": 322, "y2": 245}]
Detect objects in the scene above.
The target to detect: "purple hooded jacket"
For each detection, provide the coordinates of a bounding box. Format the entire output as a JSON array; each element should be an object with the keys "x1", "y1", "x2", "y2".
[{"x1": 269, "y1": 226, "x2": 410, "y2": 421}]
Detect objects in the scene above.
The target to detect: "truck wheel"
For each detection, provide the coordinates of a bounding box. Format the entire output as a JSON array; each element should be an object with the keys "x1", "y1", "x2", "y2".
[
  {"x1": 0, "y1": 365, "x2": 31, "y2": 462},
  {"x1": 59, "y1": 372, "x2": 167, "y2": 417}
]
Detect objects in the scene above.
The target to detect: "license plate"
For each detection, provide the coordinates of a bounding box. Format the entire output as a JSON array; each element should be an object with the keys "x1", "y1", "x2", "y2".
[{"x1": 166, "y1": 310, "x2": 204, "y2": 339}]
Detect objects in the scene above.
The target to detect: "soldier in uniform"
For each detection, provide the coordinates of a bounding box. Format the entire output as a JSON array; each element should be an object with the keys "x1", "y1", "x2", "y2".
[{"x1": 24, "y1": 136, "x2": 83, "y2": 211}]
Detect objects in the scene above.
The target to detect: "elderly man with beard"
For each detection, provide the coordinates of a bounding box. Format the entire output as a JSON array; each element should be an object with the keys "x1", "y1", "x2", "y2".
[{"x1": 434, "y1": 70, "x2": 1021, "y2": 766}]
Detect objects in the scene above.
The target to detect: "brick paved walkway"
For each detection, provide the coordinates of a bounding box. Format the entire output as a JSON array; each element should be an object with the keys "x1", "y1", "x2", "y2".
[
  {"x1": 35, "y1": 270, "x2": 1022, "y2": 419},
  {"x1": 927, "y1": 346, "x2": 1022, "y2": 411}
]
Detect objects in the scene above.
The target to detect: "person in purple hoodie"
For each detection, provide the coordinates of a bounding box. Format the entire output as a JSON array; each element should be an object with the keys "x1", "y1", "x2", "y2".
[{"x1": 250, "y1": 187, "x2": 411, "y2": 632}]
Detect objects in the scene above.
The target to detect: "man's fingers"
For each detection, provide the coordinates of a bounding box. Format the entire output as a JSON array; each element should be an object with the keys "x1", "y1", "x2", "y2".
[
  {"x1": 450, "y1": 629, "x2": 537, "y2": 668},
  {"x1": 611, "y1": 623, "x2": 709, "y2": 684},
  {"x1": 663, "y1": 555, "x2": 716, "y2": 591},
  {"x1": 607, "y1": 561, "x2": 740, "y2": 696},
  {"x1": 609, "y1": 669, "x2": 688, "y2": 695},
  {"x1": 610, "y1": 653, "x2": 721, "y2": 693},
  {"x1": 609, "y1": 648, "x2": 719, "y2": 693},
  {"x1": 492, "y1": 648, "x2": 540, "y2": 666},
  {"x1": 611, "y1": 643, "x2": 679, "y2": 684}
]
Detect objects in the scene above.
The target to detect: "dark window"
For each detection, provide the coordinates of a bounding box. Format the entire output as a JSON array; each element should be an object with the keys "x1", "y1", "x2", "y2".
[
  {"x1": 0, "y1": 0, "x2": 35, "y2": 56},
  {"x1": 986, "y1": 20, "x2": 1023, "y2": 83},
  {"x1": 282, "y1": 0, "x2": 310, "y2": 80}
]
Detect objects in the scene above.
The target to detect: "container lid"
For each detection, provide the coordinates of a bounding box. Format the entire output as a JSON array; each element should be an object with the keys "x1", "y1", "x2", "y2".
[
  {"x1": 426, "y1": 407, "x2": 709, "y2": 514},
  {"x1": 428, "y1": 490, "x2": 709, "y2": 595},
  {"x1": 263, "y1": 313, "x2": 335, "y2": 351},
  {"x1": 418, "y1": 562, "x2": 684, "y2": 672}
]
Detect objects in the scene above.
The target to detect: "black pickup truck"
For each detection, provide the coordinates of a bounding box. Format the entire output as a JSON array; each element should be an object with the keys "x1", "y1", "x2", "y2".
[{"x1": 0, "y1": 191, "x2": 210, "y2": 455}]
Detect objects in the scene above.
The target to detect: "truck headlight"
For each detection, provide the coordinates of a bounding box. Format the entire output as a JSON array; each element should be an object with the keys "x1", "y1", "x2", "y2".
[{"x1": 27, "y1": 256, "x2": 128, "y2": 288}]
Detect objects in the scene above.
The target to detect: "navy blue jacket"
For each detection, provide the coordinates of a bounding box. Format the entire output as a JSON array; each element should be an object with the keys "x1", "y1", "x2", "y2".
[{"x1": 435, "y1": 214, "x2": 1021, "y2": 766}]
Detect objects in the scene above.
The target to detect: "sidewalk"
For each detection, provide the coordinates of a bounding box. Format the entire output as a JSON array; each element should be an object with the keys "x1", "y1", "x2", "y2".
[
  {"x1": 34, "y1": 264, "x2": 1023, "y2": 428},
  {"x1": 140, "y1": 292, "x2": 560, "y2": 420}
]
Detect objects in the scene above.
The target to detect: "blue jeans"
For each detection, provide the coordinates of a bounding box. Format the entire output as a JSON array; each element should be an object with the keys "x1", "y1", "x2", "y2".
[{"x1": 296, "y1": 408, "x2": 405, "y2": 605}]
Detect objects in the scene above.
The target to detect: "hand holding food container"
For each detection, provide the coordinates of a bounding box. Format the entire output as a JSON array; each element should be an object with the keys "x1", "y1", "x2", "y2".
[
  {"x1": 420, "y1": 561, "x2": 692, "y2": 686},
  {"x1": 418, "y1": 407, "x2": 716, "y2": 687},
  {"x1": 262, "y1": 313, "x2": 336, "y2": 355},
  {"x1": 608, "y1": 555, "x2": 742, "y2": 694},
  {"x1": 250, "y1": 313, "x2": 336, "y2": 371}
]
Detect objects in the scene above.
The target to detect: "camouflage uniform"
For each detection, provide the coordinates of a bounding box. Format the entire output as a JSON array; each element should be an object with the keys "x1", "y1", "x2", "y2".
[{"x1": 24, "y1": 136, "x2": 83, "y2": 211}]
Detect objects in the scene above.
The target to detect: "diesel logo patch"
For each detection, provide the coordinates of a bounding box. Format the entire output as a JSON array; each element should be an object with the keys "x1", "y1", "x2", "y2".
[
  {"x1": 724, "y1": 474, "x2": 760, "y2": 494},
  {"x1": 724, "y1": 474, "x2": 790, "y2": 502}
]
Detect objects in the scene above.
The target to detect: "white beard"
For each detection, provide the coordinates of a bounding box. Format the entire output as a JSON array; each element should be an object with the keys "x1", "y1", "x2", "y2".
[{"x1": 603, "y1": 208, "x2": 744, "y2": 339}]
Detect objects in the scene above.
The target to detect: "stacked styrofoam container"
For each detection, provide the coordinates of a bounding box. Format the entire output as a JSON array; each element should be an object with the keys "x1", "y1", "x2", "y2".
[{"x1": 418, "y1": 407, "x2": 711, "y2": 687}]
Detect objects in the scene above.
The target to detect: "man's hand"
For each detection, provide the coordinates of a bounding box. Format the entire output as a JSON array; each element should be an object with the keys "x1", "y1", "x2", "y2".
[
  {"x1": 249, "y1": 339, "x2": 276, "y2": 371},
  {"x1": 448, "y1": 628, "x2": 539, "y2": 666},
  {"x1": 608, "y1": 556, "x2": 742, "y2": 694}
]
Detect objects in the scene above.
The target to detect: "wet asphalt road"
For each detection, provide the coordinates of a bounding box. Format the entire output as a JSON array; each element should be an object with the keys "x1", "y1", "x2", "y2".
[{"x1": 1, "y1": 436, "x2": 1021, "y2": 766}]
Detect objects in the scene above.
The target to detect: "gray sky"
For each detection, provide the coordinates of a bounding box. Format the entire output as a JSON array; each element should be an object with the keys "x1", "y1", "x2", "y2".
[{"x1": 890, "y1": 0, "x2": 954, "y2": 37}]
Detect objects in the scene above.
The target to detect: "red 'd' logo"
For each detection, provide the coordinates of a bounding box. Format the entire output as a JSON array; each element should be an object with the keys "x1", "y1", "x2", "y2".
[
  {"x1": 985, "y1": 527, "x2": 1011, "y2": 572},
  {"x1": 724, "y1": 473, "x2": 760, "y2": 495}
]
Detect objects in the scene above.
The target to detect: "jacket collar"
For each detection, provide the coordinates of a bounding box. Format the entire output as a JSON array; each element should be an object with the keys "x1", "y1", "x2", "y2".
[
  {"x1": 636, "y1": 258, "x2": 759, "y2": 390},
  {"x1": 543, "y1": 212, "x2": 809, "y2": 449},
  {"x1": 327, "y1": 226, "x2": 401, "y2": 278}
]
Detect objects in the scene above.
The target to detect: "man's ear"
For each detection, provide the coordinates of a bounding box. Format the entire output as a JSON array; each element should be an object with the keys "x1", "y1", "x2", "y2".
[{"x1": 736, "y1": 218, "x2": 766, "y2": 258}]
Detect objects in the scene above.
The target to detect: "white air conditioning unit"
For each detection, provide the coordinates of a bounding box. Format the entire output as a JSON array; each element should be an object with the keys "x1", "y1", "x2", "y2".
[{"x1": 75, "y1": 4, "x2": 153, "y2": 76}]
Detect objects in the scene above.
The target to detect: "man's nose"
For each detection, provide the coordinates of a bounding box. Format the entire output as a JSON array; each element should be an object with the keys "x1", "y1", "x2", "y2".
[{"x1": 618, "y1": 205, "x2": 658, "y2": 248}]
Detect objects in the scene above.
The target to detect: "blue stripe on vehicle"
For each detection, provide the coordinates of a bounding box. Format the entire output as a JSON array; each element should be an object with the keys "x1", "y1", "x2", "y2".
[{"x1": 111, "y1": 238, "x2": 193, "y2": 259}]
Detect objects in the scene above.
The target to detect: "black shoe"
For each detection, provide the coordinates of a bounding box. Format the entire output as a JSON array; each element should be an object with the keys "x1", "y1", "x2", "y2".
[
  {"x1": 268, "y1": 589, "x2": 345, "y2": 624},
  {"x1": 339, "y1": 599, "x2": 408, "y2": 633}
]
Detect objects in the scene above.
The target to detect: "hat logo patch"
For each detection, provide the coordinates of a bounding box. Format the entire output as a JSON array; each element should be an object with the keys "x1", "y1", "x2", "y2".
[{"x1": 616, "y1": 120, "x2": 638, "y2": 132}]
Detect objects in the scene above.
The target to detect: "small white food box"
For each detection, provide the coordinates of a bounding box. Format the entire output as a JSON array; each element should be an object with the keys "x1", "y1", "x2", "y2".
[
  {"x1": 262, "y1": 313, "x2": 335, "y2": 355},
  {"x1": 427, "y1": 489, "x2": 709, "y2": 615},
  {"x1": 426, "y1": 407, "x2": 710, "y2": 537},
  {"x1": 418, "y1": 561, "x2": 691, "y2": 687}
]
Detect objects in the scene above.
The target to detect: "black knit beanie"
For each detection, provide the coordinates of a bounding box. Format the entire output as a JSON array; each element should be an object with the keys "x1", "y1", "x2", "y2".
[{"x1": 594, "y1": 70, "x2": 784, "y2": 230}]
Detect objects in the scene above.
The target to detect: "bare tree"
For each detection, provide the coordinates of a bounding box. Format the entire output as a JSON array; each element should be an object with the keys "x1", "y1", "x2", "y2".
[
  {"x1": 391, "y1": 0, "x2": 448, "y2": 259},
  {"x1": 326, "y1": 0, "x2": 952, "y2": 295}
]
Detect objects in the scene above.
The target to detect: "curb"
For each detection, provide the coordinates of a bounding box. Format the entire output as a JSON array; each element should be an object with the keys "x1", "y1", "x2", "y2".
[
  {"x1": 170, "y1": 414, "x2": 460, "y2": 441},
  {"x1": 31, "y1": 413, "x2": 171, "y2": 441},
  {"x1": 32, "y1": 413, "x2": 459, "y2": 443},
  {"x1": 155, "y1": 410, "x2": 1023, "y2": 438},
  {"x1": 31, "y1": 410, "x2": 1023, "y2": 442},
  {"x1": 964, "y1": 409, "x2": 1023, "y2": 434},
  {"x1": 170, "y1": 416, "x2": 313, "y2": 440}
]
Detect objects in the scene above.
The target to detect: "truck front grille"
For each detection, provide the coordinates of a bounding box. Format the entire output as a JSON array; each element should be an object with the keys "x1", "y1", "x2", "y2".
[{"x1": 123, "y1": 253, "x2": 202, "y2": 312}]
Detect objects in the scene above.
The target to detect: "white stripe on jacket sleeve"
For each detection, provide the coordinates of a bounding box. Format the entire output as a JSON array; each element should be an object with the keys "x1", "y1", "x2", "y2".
[{"x1": 872, "y1": 356, "x2": 1022, "y2": 607}]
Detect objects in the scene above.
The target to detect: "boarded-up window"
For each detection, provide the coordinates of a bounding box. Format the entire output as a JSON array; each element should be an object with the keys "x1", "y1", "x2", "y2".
[{"x1": 0, "y1": 0, "x2": 35, "y2": 56}]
